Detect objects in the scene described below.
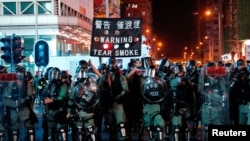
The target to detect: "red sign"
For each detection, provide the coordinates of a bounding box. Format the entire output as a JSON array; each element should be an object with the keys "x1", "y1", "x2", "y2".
[
  {"x1": 206, "y1": 66, "x2": 226, "y2": 76},
  {"x1": 0, "y1": 73, "x2": 17, "y2": 81}
]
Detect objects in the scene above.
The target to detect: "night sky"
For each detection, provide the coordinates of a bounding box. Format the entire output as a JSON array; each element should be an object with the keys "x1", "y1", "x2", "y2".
[{"x1": 152, "y1": 1, "x2": 196, "y2": 58}]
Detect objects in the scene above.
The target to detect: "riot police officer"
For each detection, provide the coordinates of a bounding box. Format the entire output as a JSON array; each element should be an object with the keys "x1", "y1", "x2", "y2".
[
  {"x1": 67, "y1": 60, "x2": 100, "y2": 141},
  {"x1": 3, "y1": 65, "x2": 38, "y2": 141},
  {"x1": 124, "y1": 59, "x2": 144, "y2": 140},
  {"x1": 40, "y1": 67, "x2": 53, "y2": 141},
  {"x1": 42, "y1": 67, "x2": 69, "y2": 141},
  {"x1": 36, "y1": 67, "x2": 52, "y2": 106},
  {"x1": 185, "y1": 59, "x2": 200, "y2": 138},
  {"x1": 140, "y1": 57, "x2": 168, "y2": 141},
  {"x1": 170, "y1": 62, "x2": 196, "y2": 141},
  {"x1": 94, "y1": 63, "x2": 108, "y2": 140},
  {"x1": 156, "y1": 57, "x2": 174, "y2": 138},
  {"x1": 91, "y1": 57, "x2": 129, "y2": 141},
  {"x1": 0, "y1": 66, "x2": 8, "y2": 140},
  {"x1": 229, "y1": 59, "x2": 250, "y2": 125},
  {"x1": 198, "y1": 61, "x2": 228, "y2": 140}
]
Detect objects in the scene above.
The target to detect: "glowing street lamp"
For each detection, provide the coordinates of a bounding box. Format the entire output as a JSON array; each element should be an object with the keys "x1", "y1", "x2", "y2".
[{"x1": 205, "y1": 9, "x2": 222, "y2": 61}]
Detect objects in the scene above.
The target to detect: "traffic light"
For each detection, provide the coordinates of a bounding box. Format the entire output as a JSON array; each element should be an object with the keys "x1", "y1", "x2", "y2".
[
  {"x1": 34, "y1": 40, "x2": 49, "y2": 67},
  {"x1": 0, "y1": 35, "x2": 25, "y2": 64},
  {"x1": 12, "y1": 36, "x2": 25, "y2": 64},
  {"x1": 1, "y1": 36, "x2": 12, "y2": 64}
]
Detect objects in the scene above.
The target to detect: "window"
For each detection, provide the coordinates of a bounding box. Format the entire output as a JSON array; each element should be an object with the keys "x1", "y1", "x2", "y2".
[
  {"x1": 3, "y1": 2, "x2": 16, "y2": 15},
  {"x1": 38, "y1": 1, "x2": 52, "y2": 14},
  {"x1": 21, "y1": 2, "x2": 34, "y2": 14}
]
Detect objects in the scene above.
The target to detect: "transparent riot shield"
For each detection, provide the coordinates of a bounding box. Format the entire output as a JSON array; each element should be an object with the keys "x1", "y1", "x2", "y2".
[
  {"x1": 2, "y1": 73, "x2": 24, "y2": 109},
  {"x1": 1, "y1": 73, "x2": 27, "y2": 129},
  {"x1": 141, "y1": 76, "x2": 168, "y2": 103},
  {"x1": 73, "y1": 76, "x2": 100, "y2": 109},
  {"x1": 0, "y1": 73, "x2": 13, "y2": 133},
  {"x1": 199, "y1": 65, "x2": 230, "y2": 141}
]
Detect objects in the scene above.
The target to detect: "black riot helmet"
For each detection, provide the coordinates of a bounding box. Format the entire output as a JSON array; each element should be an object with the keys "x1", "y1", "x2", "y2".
[
  {"x1": 15, "y1": 65, "x2": 26, "y2": 80},
  {"x1": 98, "y1": 63, "x2": 108, "y2": 74},
  {"x1": 206, "y1": 61, "x2": 216, "y2": 67},
  {"x1": 173, "y1": 62, "x2": 186, "y2": 75},
  {"x1": 158, "y1": 57, "x2": 171, "y2": 73},
  {"x1": 217, "y1": 60, "x2": 224, "y2": 67},
  {"x1": 26, "y1": 71, "x2": 33, "y2": 81},
  {"x1": 43, "y1": 67, "x2": 53, "y2": 80},
  {"x1": 78, "y1": 60, "x2": 89, "y2": 70},
  {"x1": 126, "y1": 59, "x2": 138, "y2": 73},
  {"x1": 75, "y1": 66, "x2": 88, "y2": 80},
  {"x1": 61, "y1": 70, "x2": 68, "y2": 79},
  {"x1": 204, "y1": 61, "x2": 216, "y2": 76},
  {"x1": 186, "y1": 59, "x2": 197, "y2": 75},
  {"x1": 225, "y1": 62, "x2": 233, "y2": 73},
  {"x1": 140, "y1": 57, "x2": 156, "y2": 77},
  {"x1": 49, "y1": 67, "x2": 61, "y2": 81},
  {"x1": 159, "y1": 57, "x2": 168, "y2": 66},
  {"x1": 108, "y1": 57, "x2": 118, "y2": 72},
  {"x1": 129, "y1": 59, "x2": 137, "y2": 68},
  {"x1": 141, "y1": 57, "x2": 153, "y2": 69},
  {"x1": 234, "y1": 59, "x2": 245, "y2": 69},
  {"x1": 144, "y1": 65, "x2": 156, "y2": 78},
  {"x1": 98, "y1": 63, "x2": 108, "y2": 71}
]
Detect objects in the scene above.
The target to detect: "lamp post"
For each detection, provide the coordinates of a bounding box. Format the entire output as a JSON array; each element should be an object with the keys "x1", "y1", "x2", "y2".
[
  {"x1": 218, "y1": 12, "x2": 222, "y2": 61},
  {"x1": 205, "y1": 9, "x2": 222, "y2": 61}
]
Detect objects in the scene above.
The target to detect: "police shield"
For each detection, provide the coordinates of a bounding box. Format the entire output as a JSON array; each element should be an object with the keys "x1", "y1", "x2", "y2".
[
  {"x1": 73, "y1": 77, "x2": 100, "y2": 108},
  {"x1": 141, "y1": 76, "x2": 168, "y2": 103},
  {"x1": 199, "y1": 65, "x2": 230, "y2": 125}
]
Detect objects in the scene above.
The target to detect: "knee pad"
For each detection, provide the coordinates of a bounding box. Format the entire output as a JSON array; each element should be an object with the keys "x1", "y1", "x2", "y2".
[
  {"x1": 76, "y1": 126, "x2": 84, "y2": 141},
  {"x1": 86, "y1": 126, "x2": 96, "y2": 141},
  {"x1": 59, "y1": 128, "x2": 67, "y2": 141},
  {"x1": 174, "y1": 126, "x2": 180, "y2": 133},
  {"x1": 0, "y1": 130, "x2": 5, "y2": 141},
  {"x1": 86, "y1": 126, "x2": 95, "y2": 135},
  {"x1": 12, "y1": 130, "x2": 19, "y2": 141},
  {"x1": 146, "y1": 126, "x2": 153, "y2": 139},
  {"x1": 155, "y1": 127, "x2": 163, "y2": 141},
  {"x1": 27, "y1": 128, "x2": 35, "y2": 141},
  {"x1": 48, "y1": 128, "x2": 57, "y2": 140},
  {"x1": 77, "y1": 126, "x2": 84, "y2": 135},
  {"x1": 117, "y1": 122, "x2": 127, "y2": 138},
  {"x1": 0, "y1": 130, "x2": 4, "y2": 137}
]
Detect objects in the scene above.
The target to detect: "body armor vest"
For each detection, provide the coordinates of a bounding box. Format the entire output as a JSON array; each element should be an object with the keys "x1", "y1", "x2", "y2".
[{"x1": 141, "y1": 76, "x2": 167, "y2": 103}]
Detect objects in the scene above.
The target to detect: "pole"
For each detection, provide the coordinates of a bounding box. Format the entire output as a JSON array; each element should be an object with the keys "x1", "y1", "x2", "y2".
[
  {"x1": 218, "y1": 0, "x2": 222, "y2": 61},
  {"x1": 35, "y1": 0, "x2": 38, "y2": 41},
  {"x1": 105, "y1": 0, "x2": 109, "y2": 18},
  {"x1": 10, "y1": 33, "x2": 15, "y2": 73},
  {"x1": 98, "y1": 0, "x2": 110, "y2": 65},
  {"x1": 218, "y1": 13, "x2": 222, "y2": 61}
]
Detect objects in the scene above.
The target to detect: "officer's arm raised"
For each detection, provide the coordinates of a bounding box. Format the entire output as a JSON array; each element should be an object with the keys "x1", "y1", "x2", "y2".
[{"x1": 89, "y1": 59, "x2": 101, "y2": 78}]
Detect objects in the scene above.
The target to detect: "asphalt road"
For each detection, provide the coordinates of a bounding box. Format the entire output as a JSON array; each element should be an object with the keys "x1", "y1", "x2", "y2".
[
  {"x1": 16, "y1": 104, "x2": 203, "y2": 141},
  {"x1": 21, "y1": 104, "x2": 142, "y2": 141}
]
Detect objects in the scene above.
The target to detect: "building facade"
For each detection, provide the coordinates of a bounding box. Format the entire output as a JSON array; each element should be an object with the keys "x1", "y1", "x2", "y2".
[
  {"x1": 203, "y1": 0, "x2": 250, "y2": 62},
  {"x1": 0, "y1": 0, "x2": 93, "y2": 73}
]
